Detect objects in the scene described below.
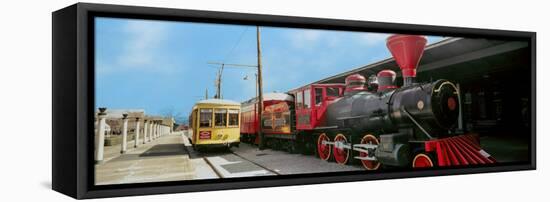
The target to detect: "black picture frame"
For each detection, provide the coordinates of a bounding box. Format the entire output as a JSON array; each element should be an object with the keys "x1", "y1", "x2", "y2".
[{"x1": 52, "y1": 2, "x2": 536, "y2": 199}]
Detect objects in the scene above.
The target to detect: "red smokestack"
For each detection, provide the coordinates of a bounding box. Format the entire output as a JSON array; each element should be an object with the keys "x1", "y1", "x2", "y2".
[{"x1": 386, "y1": 35, "x2": 427, "y2": 86}]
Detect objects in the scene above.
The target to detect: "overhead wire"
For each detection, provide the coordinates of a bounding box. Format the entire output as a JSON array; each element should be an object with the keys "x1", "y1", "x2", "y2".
[{"x1": 222, "y1": 27, "x2": 249, "y2": 63}]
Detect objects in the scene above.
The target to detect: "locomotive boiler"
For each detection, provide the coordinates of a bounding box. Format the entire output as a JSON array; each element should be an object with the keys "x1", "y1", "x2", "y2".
[{"x1": 326, "y1": 79, "x2": 460, "y2": 139}]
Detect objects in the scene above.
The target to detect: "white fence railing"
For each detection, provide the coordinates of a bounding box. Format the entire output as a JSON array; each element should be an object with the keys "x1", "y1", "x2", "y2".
[{"x1": 94, "y1": 108, "x2": 174, "y2": 164}]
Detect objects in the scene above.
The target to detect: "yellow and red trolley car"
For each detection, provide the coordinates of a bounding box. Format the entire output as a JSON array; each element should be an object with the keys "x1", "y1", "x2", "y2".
[{"x1": 189, "y1": 99, "x2": 241, "y2": 151}]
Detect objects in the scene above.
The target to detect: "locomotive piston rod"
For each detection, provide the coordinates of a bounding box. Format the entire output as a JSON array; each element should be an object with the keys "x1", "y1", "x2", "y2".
[
  {"x1": 322, "y1": 140, "x2": 378, "y2": 151},
  {"x1": 354, "y1": 155, "x2": 377, "y2": 161}
]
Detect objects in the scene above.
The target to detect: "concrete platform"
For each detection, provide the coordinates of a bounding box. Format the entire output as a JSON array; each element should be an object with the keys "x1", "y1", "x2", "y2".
[
  {"x1": 231, "y1": 143, "x2": 364, "y2": 175},
  {"x1": 95, "y1": 132, "x2": 218, "y2": 185}
]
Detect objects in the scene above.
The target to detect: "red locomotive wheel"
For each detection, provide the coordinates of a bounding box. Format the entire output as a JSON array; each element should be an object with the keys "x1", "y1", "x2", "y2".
[
  {"x1": 412, "y1": 153, "x2": 434, "y2": 168},
  {"x1": 332, "y1": 134, "x2": 350, "y2": 165},
  {"x1": 360, "y1": 134, "x2": 381, "y2": 170},
  {"x1": 317, "y1": 133, "x2": 331, "y2": 161}
]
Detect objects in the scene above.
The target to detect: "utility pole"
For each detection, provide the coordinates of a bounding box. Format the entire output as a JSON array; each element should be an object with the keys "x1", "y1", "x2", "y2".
[
  {"x1": 207, "y1": 62, "x2": 257, "y2": 99},
  {"x1": 217, "y1": 64, "x2": 224, "y2": 99},
  {"x1": 256, "y1": 26, "x2": 265, "y2": 150},
  {"x1": 206, "y1": 26, "x2": 264, "y2": 150},
  {"x1": 205, "y1": 88, "x2": 208, "y2": 100}
]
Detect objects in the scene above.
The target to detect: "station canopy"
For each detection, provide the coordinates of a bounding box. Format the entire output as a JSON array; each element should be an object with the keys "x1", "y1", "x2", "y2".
[{"x1": 294, "y1": 37, "x2": 530, "y2": 89}]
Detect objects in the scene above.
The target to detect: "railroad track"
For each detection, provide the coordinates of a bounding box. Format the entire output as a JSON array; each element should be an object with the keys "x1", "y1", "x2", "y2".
[
  {"x1": 230, "y1": 150, "x2": 281, "y2": 176},
  {"x1": 201, "y1": 149, "x2": 281, "y2": 178}
]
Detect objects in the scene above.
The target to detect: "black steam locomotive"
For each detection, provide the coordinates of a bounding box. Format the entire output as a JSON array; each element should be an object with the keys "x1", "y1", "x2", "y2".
[
  {"x1": 325, "y1": 75, "x2": 460, "y2": 168},
  {"x1": 242, "y1": 35, "x2": 494, "y2": 170}
]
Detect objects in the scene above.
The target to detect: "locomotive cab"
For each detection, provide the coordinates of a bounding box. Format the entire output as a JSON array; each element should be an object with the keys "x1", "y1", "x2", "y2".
[{"x1": 292, "y1": 84, "x2": 345, "y2": 130}]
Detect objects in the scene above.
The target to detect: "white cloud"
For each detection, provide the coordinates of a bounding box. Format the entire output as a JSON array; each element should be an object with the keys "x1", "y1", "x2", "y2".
[
  {"x1": 96, "y1": 19, "x2": 179, "y2": 75},
  {"x1": 117, "y1": 20, "x2": 169, "y2": 68},
  {"x1": 286, "y1": 29, "x2": 324, "y2": 49},
  {"x1": 287, "y1": 29, "x2": 391, "y2": 51},
  {"x1": 358, "y1": 33, "x2": 391, "y2": 46}
]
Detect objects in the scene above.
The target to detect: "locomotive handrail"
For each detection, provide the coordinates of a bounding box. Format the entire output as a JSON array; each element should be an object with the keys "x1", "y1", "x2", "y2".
[
  {"x1": 313, "y1": 126, "x2": 339, "y2": 130},
  {"x1": 433, "y1": 81, "x2": 459, "y2": 94},
  {"x1": 335, "y1": 114, "x2": 370, "y2": 120},
  {"x1": 401, "y1": 106, "x2": 435, "y2": 140}
]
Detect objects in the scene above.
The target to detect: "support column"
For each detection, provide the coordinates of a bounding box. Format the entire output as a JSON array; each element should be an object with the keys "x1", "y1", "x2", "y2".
[
  {"x1": 156, "y1": 122, "x2": 159, "y2": 138},
  {"x1": 120, "y1": 114, "x2": 129, "y2": 154},
  {"x1": 134, "y1": 117, "x2": 140, "y2": 148},
  {"x1": 156, "y1": 123, "x2": 160, "y2": 137},
  {"x1": 143, "y1": 119, "x2": 148, "y2": 144},
  {"x1": 147, "y1": 121, "x2": 155, "y2": 142},
  {"x1": 95, "y1": 108, "x2": 107, "y2": 164},
  {"x1": 152, "y1": 122, "x2": 157, "y2": 140},
  {"x1": 150, "y1": 121, "x2": 153, "y2": 140}
]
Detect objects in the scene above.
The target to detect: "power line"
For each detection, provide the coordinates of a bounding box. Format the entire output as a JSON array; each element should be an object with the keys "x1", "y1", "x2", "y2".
[
  {"x1": 222, "y1": 27, "x2": 249, "y2": 63},
  {"x1": 207, "y1": 62, "x2": 257, "y2": 99},
  {"x1": 207, "y1": 62, "x2": 257, "y2": 68}
]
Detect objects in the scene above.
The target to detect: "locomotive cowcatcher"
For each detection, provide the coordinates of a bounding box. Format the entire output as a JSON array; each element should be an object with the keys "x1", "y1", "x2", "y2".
[{"x1": 240, "y1": 34, "x2": 496, "y2": 170}]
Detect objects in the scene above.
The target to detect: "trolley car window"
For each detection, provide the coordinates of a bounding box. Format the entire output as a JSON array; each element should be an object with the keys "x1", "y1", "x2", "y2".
[
  {"x1": 228, "y1": 109, "x2": 239, "y2": 126},
  {"x1": 214, "y1": 109, "x2": 227, "y2": 127},
  {"x1": 315, "y1": 88, "x2": 323, "y2": 106},
  {"x1": 304, "y1": 89, "x2": 311, "y2": 108},
  {"x1": 296, "y1": 91, "x2": 303, "y2": 109},
  {"x1": 199, "y1": 109, "x2": 212, "y2": 128}
]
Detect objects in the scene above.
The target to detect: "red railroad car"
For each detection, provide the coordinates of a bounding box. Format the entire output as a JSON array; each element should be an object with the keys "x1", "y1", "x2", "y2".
[{"x1": 240, "y1": 93, "x2": 294, "y2": 144}]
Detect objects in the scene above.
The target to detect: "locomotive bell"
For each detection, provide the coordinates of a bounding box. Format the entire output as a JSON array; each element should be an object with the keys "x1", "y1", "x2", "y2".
[
  {"x1": 386, "y1": 35, "x2": 427, "y2": 87},
  {"x1": 367, "y1": 75, "x2": 379, "y2": 92}
]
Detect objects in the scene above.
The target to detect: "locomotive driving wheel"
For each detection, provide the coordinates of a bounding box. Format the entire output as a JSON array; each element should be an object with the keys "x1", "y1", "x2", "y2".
[
  {"x1": 412, "y1": 153, "x2": 435, "y2": 168},
  {"x1": 359, "y1": 134, "x2": 381, "y2": 170},
  {"x1": 333, "y1": 134, "x2": 350, "y2": 165},
  {"x1": 317, "y1": 133, "x2": 331, "y2": 161}
]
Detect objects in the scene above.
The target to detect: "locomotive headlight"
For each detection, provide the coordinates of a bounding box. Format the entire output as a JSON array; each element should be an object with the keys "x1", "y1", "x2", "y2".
[{"x1": 430, "y1": 80, "x2": 460, "y2": 129}]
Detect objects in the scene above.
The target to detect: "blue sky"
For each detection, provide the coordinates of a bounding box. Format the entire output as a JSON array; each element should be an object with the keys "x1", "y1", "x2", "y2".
[{"x1": 95, "y1": 17, "x2": 443, "y2": 123}]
